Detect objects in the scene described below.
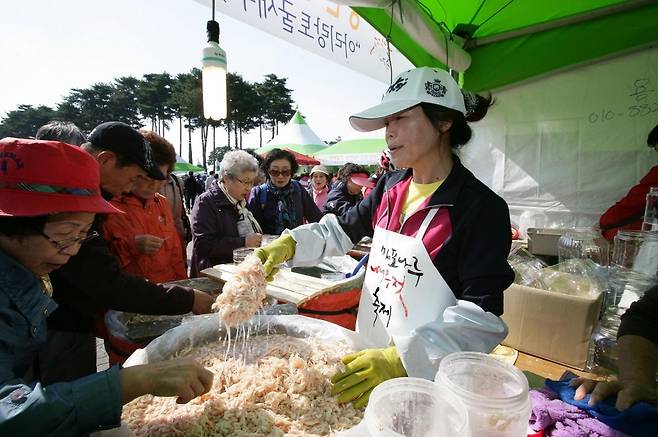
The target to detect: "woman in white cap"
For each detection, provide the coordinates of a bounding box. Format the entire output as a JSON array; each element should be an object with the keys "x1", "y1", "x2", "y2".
[
  {"x1": 0, "y1": 138, "x2": 213, "y2": 436},
  {"x1": 308, "y1": 164, "x2": 331, "y2": 210},
  {"x1": 255, "y1": 67, "x2": 514, "y2": 408}
]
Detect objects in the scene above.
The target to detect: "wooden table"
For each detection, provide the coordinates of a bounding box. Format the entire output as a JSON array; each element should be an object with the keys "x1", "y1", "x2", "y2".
[
  {"x1": 202, "y1": 264, "x2": 364, "y2": 306},
  {"x1": 514, "y1": 352, "x2": 604, "y2": 384}
]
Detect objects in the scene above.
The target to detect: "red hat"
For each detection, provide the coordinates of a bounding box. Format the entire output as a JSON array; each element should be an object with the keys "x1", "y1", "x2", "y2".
[
  {"x1": 350, "y1": 172, "x2": 375, "y2": 189},
  {"x1": 0, "y1": 138, "x2": 123, "y2": 217}
]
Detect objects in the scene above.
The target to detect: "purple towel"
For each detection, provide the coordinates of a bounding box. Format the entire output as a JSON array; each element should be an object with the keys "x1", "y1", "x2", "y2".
[
  {"x1": 545, "y1": 377, "x2": 658, "y2": 437},
  {"x1": 530, "y1": 388, "x2": 629, "y2": 437}
]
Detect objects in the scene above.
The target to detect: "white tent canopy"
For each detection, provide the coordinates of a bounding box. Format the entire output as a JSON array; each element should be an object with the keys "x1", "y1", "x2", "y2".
[
  {"x1": 256, "y1": 110, "x2": 327, "y2": 156},
  {"x1": 461, "y1": 46, "x2": 658, "y2": 234}
]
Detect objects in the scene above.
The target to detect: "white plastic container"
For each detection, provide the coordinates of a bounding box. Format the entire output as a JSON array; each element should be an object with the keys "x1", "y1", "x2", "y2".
[
  {"x1": 336, "y1": 377, "x2": 468, "y2": 436},
  {"x1": 436, "y1": 352, "x2": 531, "y2": 437}
]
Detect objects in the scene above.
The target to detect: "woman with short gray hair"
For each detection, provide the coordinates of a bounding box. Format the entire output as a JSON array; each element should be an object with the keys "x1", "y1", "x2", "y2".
[
  {"x1": 218, "y1": 150, "x2": 259, "y2": 180},
  {"x1": 190, "y1": 150, "x2": 263, "y2": 276}
]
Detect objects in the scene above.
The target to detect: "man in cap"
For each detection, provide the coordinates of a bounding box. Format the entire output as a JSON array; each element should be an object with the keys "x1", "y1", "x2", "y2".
[
  {"x1": 83, "y1": 120, "x2": 166, "y2": 193},
  {"x1": 41, "y1": 121, "x2": 214, "y2": 384}
]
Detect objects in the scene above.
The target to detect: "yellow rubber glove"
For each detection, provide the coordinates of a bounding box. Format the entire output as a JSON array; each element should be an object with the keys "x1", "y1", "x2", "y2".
[
  {"x1": 330, "y1": 346, "x2": 407, "y2": 409},
  {"x1": 253, "y1": 234, "x2": 296, "y2": 281}
]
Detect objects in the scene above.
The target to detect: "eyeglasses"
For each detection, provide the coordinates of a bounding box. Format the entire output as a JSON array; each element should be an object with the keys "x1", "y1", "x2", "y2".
[
  {"x1": 231, "y1": 175, "x2": 254, "y2": 186},
  {"x1": 268, "y1": 169, "x2": 291, "y2": 178},
  {"x1": 38, "y1": 229, "x2": 100, "y2": 251}
]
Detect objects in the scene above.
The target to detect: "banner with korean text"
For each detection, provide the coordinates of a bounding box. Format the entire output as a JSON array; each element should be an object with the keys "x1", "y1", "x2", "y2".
[{"x1": 193, "y1": 0, "x2": 412, "y2": 84}]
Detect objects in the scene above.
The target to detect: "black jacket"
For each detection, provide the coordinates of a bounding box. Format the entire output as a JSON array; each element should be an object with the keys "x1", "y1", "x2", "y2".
[
  {"x1": 183, "y1": 175, "x2": 199, "y2": 196},
  {"x1": 336, "y1": 156, "x2": 514, "y2": 316},
  {"x1": 323, "y1": 182, "x2": 362, "y2": 217},
  {"x1": 247, "y1": 181, "x2": 323, "y2": 235},
  {"x1": 48, "y1": 193, "x2": 195, "y2": 333}
]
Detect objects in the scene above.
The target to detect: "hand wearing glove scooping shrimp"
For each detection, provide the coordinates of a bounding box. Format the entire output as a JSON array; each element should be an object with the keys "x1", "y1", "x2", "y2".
[
  {"x1": 253, "y1": 234, "x2": 296, "y2": 281},
  {"x1": 254, "y1": 238, "x2": 407, "y2": 409}
]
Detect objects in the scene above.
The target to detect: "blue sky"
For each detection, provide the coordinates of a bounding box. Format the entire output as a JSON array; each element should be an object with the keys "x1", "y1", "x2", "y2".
[{"x1": 0, "y1": 0, "x2": 401, "y2": 163}]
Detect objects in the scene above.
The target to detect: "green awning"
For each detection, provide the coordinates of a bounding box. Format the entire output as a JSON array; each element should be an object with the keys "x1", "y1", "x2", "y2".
[
  {"x1": 352, "y1": 0, "x2": 658, "y2": 91},
  {"x1": 174, "y1": 162, "x2": 205, "y2": 173},
  {"x1": 315, "y1": 138, "x2": 386, "y2": 165}
]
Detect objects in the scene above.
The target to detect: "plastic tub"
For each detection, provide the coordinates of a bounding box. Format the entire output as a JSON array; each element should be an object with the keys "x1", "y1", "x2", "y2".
[
  {"x1": 363, "y1": 377, "x2": 468, "y2": 436},
  {"x1": 232, "y1": 247, "x2": 255, "y2": 263},
  {"x1": 436, "y1": 352, "x2": 531, "y2": 437}
]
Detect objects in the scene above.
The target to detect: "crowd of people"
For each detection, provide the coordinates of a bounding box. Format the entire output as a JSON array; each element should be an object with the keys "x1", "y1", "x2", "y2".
[
  {"x1": 1, "y1": 68, "x2": 656, "y2": 435},
  {"x1": 0, "y1": 114, "x2": 399, "y2": 435},
  {"x1": 0, "y1": 128, "x2": 213, "y2": 436}
]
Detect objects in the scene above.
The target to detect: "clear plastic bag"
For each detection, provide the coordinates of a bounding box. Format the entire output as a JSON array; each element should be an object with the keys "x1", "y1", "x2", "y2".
[
  {"x1": 121, "y1": 314, "x2": 374, "y2": 437},
  {"x1": 508, "y1": 247, "x2": 548, "y2": 288},
  {"x1": 124, "y1": 313, "x2": 374, "y2": 366},
  {"x1": 538, "y1": 259, "x2": 606, "y2": 296}
]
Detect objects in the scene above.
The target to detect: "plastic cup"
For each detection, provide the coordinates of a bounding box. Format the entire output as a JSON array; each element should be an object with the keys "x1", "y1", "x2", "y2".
[
  {"x1": 436, "y1": 352, "x2": 531, "y2": 437},
  {"x1": 364, "y1": 377, "x2": 468, "y2": 436},
  {"x1": 233, "y1": 247, "x2": 255, "y2": 264},
  {"x1": 261, "y1": 234, "x2": 279, "y2": 247}
]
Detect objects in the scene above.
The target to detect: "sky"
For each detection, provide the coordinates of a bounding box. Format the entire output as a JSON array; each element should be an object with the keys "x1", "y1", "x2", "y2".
[{"x1": 0, "y1": 0, "x2": 405, "y2": 165}]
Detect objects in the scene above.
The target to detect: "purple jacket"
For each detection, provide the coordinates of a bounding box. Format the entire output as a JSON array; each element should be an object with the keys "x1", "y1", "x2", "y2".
[
  {"x1": 247, "y1": 181, "x2": 323, "y2": 235},
  {"x1": 190, "y1": 183, "x2": 245, "y2": 277}
]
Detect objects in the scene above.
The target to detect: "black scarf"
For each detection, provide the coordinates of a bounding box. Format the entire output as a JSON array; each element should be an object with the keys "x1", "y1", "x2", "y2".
[{"x1": 267, "y1": 179, "x2": 297, "y2": 234}]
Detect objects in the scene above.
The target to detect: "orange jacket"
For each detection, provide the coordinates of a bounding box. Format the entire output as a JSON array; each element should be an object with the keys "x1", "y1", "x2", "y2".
[{"x1": 103, "y1": 193, "x2": 187, "y2": 283}]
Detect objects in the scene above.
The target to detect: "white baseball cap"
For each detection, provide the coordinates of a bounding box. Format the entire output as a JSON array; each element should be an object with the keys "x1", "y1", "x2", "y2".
[
  {"x1": 349, "y1": 67, "x2": 466, "y2": 132},
  {"x1": 310, "y1": 164, "x2": 329, "y2": 176}
]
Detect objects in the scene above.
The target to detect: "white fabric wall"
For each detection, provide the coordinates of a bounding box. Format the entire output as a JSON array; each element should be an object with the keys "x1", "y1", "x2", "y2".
[{"x1": 460, "y1": 46, "x2": 658, "y2": 235}]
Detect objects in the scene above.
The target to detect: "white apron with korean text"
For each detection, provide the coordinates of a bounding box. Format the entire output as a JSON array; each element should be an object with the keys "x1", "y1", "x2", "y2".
[{"x1": 356, "y1": 208, "x2": 457, "y2": 346}]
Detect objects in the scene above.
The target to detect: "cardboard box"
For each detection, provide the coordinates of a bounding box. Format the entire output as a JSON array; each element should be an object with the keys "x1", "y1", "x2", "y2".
[
  {"x1": 526, "y1": 227, "x2": 563, "y2": 256},
  {"x1": 501, "y1": 284, "x2": 603, "y2": 370}
]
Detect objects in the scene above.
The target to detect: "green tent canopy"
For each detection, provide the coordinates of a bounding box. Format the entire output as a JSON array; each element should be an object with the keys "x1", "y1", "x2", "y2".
[
  {"x1": 347, "y1": 0, "x2": 658, "y2": 91},
  {"x1": 174, "y1": 155, "x2": 205, "y2": 173},
  {"x1": 315, "y1": 138, "x2": 387, "y2": 166},
  {"x1": 174, "y1": 162, "x2": 205, "y2": 173}
]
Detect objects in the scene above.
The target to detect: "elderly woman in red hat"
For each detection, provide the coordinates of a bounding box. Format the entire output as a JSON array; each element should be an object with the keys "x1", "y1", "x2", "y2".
[{"x1": 0, "y1": 138, "x2": 213, "y2": 436}]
